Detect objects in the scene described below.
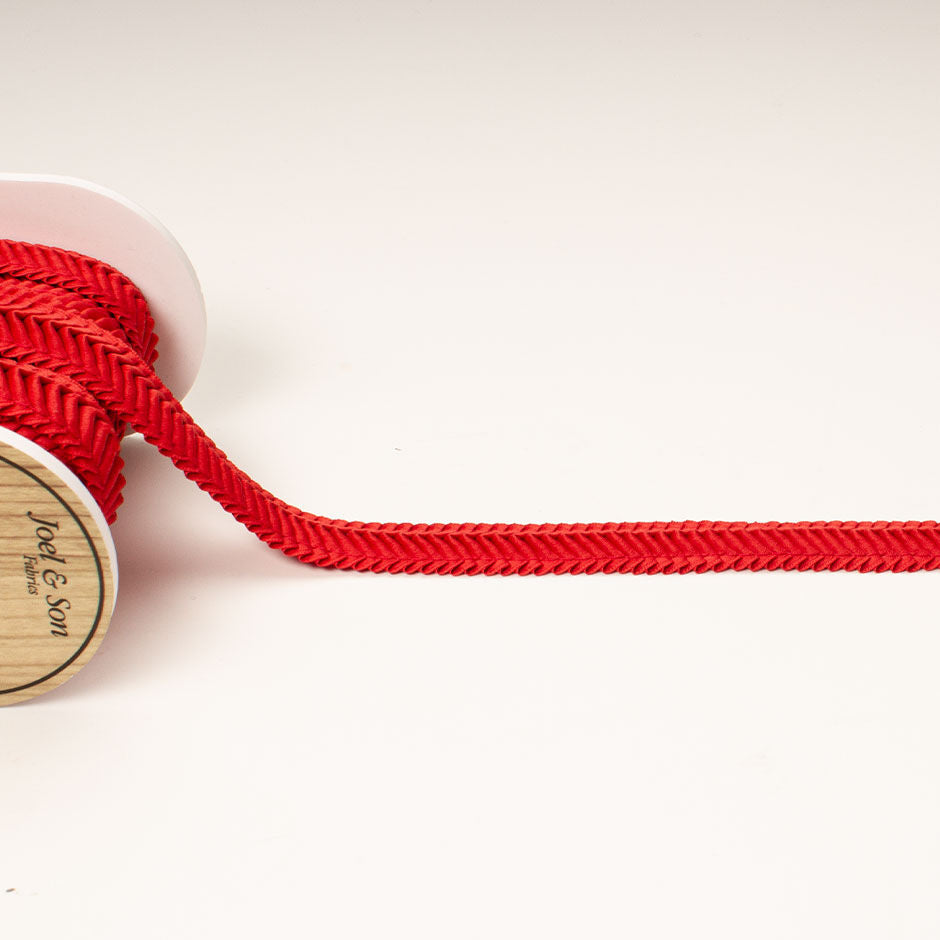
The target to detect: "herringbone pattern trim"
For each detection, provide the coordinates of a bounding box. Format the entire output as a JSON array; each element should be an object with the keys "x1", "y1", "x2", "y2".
[{"x1": 2, "y1": 238, "x2": 937, "y2": 575}]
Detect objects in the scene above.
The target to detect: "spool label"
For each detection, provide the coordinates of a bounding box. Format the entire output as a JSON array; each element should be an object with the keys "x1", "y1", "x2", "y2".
[{"x1": 0, "y1": 439, "x2": 114, "y2": 704}]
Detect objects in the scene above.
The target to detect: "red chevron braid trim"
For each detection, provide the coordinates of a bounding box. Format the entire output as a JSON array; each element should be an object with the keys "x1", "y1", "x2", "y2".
[{"x1": 1, "y1": 238, "x2": 938, "y2": 576}]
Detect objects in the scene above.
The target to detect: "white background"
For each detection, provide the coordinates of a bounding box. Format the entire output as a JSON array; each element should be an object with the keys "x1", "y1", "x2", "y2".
[{"x1": 3, "y1": 1, "x2": 940, "y2": 937}]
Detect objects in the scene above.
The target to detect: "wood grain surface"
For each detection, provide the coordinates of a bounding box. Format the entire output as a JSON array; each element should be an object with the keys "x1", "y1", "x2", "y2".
[{"x1": 0, "y1": 437, "x2": 114, "y2": 705}]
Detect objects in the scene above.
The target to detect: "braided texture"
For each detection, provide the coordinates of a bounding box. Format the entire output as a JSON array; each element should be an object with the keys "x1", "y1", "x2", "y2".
[{"x1": 1, "y1": 238, "x2": 938, "y2": 575}]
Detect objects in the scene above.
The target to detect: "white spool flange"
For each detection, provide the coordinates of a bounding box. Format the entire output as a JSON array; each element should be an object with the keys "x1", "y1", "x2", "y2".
[
  {"x1": 0, "y1": 173, "x2": 206, "y2": 399},
  {"x1": 0, "y1": 174, "x2": 206, "y2": 703}
]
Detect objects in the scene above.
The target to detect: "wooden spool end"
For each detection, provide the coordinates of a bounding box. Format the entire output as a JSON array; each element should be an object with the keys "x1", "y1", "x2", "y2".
[{"x1": 0, "y1": 427, "x2": 116, "y2": 705}]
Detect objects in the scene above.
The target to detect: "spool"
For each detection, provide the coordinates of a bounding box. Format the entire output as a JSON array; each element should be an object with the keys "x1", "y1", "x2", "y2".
[{"x1": 0, "y1": 174, "x2": 206, "y2": 703}]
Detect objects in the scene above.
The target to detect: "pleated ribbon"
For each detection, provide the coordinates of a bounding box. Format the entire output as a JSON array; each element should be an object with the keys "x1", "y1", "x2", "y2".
[{"x1": 1, "y1": 238, "x2": 938, "y2": 575}]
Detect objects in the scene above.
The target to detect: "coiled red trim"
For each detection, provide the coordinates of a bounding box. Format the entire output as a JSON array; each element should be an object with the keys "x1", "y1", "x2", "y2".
[{"x1": 2, "y1": 238, "x2": 938, "y2": 575}]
